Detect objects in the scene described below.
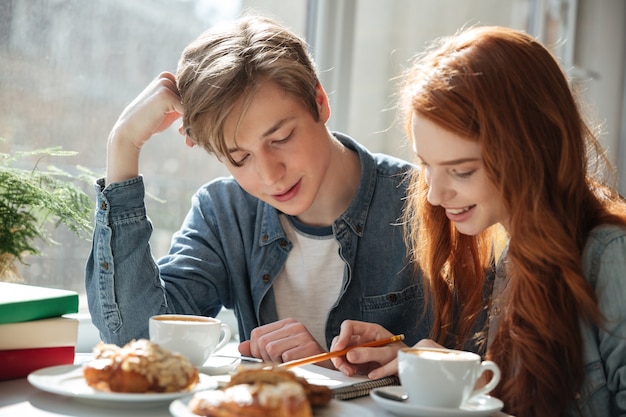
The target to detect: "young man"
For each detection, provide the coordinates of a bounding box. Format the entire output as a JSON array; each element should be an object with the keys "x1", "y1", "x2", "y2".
[{"x1": 86, "y1": 14, "x2": 429, "y2": 364}]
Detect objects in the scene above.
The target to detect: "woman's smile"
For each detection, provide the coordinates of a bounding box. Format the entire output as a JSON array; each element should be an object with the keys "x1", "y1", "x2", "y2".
[{"x1": 444, "y1": 204, "x2": 476, "y2": 222}]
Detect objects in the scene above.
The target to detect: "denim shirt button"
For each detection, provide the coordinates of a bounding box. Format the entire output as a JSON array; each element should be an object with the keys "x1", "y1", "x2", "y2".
[
  {"x1": 355, "y1": 224, "x2": 363, "y2": 233},
  {"x1": 388, "y1": 293, "x2": 397, "y2": 302},
  {"x1": 279, "y1": 239, "x2": 288, "y2": 248},
  {"x1": 100, "y1": 201, "x2": 107, "y2": 210},
  {"x1": 262, "y1": 274, "x2": 270, "y2": 283},
  {"x1": 261, "y1": 234, "x2": 268, "y2": 242},
  {"x1": 102, "y1": 261, "x2": 109, "y2": 270}
]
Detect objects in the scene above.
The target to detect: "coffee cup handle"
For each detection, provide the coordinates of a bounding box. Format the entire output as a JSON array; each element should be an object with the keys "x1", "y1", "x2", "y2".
[
  {"x1": 470, "y1": 360, "x2": 501, "y2": 399},
  {"x1": 213, "y1": 323, "x2": 232, "y2": 352}
]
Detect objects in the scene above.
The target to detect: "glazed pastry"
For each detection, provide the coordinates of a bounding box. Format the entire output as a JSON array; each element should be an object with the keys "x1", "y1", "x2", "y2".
[
  {"x1": 83, "y1": 339, "x2": 199, "y2": 393},
  {"x1": 227, "y1": 366, "x2": 332, "y2": 406},
  {"x1": 188, "y1": 380, "x2": 312, "y2": 417},
  {"x1": 188, "y1": 366, "x2": 331, "y2": 417}
]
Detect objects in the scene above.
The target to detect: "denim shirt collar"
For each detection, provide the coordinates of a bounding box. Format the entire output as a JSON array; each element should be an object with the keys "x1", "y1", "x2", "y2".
[{"x1": 257, "y1": 132, "x2": 374, "y2": 245}]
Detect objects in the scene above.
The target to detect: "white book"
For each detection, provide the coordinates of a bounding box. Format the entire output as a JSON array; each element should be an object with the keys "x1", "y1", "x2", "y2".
[{"x1": 0, "y1": 316, "x2": 78, "y2": 350}]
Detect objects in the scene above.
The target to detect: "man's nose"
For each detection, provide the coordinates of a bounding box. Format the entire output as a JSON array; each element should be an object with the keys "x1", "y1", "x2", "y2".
[{"x1": 256, "y1": 152, "x2": 285, "y2": 185}]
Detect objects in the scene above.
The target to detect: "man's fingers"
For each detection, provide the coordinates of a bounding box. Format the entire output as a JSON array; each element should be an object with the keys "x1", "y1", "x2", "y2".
[{"x1": 238, "y1": 340, "x2": 252, "y2": 356}]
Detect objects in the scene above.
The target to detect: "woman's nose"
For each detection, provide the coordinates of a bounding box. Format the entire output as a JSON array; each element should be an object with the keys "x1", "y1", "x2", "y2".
[{"x1": 426, "y1": 172, "x2": 454, "y2": 206}]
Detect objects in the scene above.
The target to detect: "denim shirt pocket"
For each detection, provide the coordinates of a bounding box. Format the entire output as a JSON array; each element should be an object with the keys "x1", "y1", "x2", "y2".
[
  {"x1": 359, "y1": 284, "x2": 429, "y2": 343},
  {"x1": 569, "y1": 360, "x2": 611, "y2": 416}
]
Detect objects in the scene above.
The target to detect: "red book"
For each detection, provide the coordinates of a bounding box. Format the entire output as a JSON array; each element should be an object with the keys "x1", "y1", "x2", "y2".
[{"x1": 0, "y1": 346, "x2": 75, "y2": 380}]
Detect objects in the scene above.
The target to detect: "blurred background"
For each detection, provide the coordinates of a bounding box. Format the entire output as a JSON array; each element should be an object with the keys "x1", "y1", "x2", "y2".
[{"x1": 1, "y1": 0, "x2": 624, "y2": 312}]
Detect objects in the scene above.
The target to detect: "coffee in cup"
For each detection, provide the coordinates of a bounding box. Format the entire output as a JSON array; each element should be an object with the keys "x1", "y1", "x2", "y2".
[
  {"x1": 398, "y1": 347, "x2": 501, "y2": 409},
  {"x1": 149, "y1": 314, "x2": 231, "y2": 366}
]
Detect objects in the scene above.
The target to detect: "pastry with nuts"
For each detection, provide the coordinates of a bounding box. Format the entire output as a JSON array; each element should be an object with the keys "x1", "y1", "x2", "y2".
[
  {"x1": 188, "y1": 366, "x2": 331, "y2": 417},
  {"x1": 83, "y1": 339, "x2": 199, "y2": 393}
]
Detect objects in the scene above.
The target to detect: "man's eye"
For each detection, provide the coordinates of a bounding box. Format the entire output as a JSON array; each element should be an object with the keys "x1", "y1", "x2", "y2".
[
  {"x1": 231, "y1": 154, "x2": 249, "y2": 166},
  {"x1": 274, "y1": 131, "x2": 294, "y2": 144}
]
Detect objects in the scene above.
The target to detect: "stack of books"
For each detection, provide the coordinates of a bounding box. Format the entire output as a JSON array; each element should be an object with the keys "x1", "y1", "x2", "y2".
[{"x1": 0, "y1": 282, "x2": 79, "y2": 380}]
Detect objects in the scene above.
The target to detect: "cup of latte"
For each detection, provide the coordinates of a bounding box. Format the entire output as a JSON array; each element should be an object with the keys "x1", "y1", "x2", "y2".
[
  {"x1": 149, "y1": 314, "x2": 232, "y2": 366},
  {"x1": 398, "y1": 347, "x2": 501, "y2": 409}
]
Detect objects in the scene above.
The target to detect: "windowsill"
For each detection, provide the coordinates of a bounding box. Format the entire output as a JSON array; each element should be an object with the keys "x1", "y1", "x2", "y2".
[
  {"x1": 65, "y1": 312, "x2": 101, "y2": 353},
  {"x1": 69, "y1": 307, "x2": 239, "y2": 353}
]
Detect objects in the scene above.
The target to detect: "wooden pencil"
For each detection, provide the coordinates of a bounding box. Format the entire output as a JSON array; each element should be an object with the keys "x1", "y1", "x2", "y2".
[{"x1": 278, "y1": 334, "x2": 405, "y2": 369}]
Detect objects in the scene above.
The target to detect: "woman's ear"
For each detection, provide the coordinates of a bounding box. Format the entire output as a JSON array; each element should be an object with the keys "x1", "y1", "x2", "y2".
[{"x1": 315, "y1": 83, "x2": 331, "y2": 123}]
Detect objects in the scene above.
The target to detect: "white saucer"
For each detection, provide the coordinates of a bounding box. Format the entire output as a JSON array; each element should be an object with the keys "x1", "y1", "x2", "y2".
[
  {"x1": 198, "y1": 355, "x2": 241, "y2": 375},
  {"x1": 28, "y1": 364, "x2": 218, "y2": 407},
  {"x1": 371, "y1": 386, "x2": 504, "y2": 417}
]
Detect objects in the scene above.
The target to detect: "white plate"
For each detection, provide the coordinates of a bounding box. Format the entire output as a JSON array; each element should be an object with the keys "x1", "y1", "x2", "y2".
[
  {"x1": 198, "y1": 356, "x2": 241, "y2": 375},
  {"x1": 170, "y1": 393, "x2": 375, "y2": 417},
  {"x1": 27, "y1": 364, "x2": 218, "y2": 407},
  {"x1": 371, "y1": 386, "x2": 504, "y2": 417}
]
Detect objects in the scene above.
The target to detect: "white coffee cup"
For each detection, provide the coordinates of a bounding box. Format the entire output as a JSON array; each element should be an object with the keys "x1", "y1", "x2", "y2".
[
  {"x1": 148, "y1": 314, "x2": 231, "y2": 366},
  {"x1": 398, "y1": 347, "x2": 501, "y2": 409}
]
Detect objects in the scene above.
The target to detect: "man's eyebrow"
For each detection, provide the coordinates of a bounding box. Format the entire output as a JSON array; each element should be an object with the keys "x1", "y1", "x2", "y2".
[
  {"x1": 227, "y1": 117, "x2": 293, "y2": 154},
  {"x1": 261, "y1": 117, "x2": 291, "y2": 137}
]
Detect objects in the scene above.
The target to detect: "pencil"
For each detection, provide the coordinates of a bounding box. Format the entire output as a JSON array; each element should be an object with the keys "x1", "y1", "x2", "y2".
[{"x1": 278, "y1": 334, "x2": 405, "y2": 369}]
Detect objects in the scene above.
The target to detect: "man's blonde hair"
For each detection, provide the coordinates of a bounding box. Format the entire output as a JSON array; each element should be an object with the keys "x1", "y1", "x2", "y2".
[{"x1": 176, "y1": 14, "x2": 320, "y2": 165}]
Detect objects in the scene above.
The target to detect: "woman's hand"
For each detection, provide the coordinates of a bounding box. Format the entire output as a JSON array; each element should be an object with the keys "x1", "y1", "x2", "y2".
[
  {"x1": 106, "y1": 72, "x2": 186, "y2": 185},
  {"x1": 330, "y1": 320, "x2": 408, "y2": 379}
]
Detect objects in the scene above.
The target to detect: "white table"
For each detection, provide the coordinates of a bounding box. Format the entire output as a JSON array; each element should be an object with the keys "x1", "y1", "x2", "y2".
[
  {"x1": 0, "y1": 350, "x2": 512, "y2": 417},
  {"x1": 0, "y1": 375, "x2": 382, "y2": 417}
]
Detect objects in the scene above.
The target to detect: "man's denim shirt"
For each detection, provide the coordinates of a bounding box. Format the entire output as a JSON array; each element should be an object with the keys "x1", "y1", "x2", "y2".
[
  {"x1": 488, "y1": 224, "x2": 626, "y2": 416},
  {"x1": 86, "y1": 132, "x2": 431, "y2": 349}
]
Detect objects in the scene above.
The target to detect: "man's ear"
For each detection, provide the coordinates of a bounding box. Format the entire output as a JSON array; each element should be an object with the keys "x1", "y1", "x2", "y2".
[{"x1": 315, "y1": 83, "x2": 331, "y2": 123}]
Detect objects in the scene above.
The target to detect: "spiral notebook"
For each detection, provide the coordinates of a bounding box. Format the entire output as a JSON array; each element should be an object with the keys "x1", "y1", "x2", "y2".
[{"x1": 294, "y1": 365, "x2": 400, "y2": 400}]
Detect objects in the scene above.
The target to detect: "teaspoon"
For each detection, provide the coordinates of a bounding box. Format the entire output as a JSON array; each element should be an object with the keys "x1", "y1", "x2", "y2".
[{"x1": 374, "y1": 388, "x2": 409, "y2": 402}]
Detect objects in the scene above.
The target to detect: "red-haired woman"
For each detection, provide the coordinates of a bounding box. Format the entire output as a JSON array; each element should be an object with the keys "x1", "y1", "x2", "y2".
[{"x1": 331, "y1": 26, "x2": 626, "y2": 417}]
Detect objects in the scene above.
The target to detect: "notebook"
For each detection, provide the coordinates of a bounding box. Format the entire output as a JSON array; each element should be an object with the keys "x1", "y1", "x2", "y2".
[{"x1": 294, "y1": 365, "x2": 400, "y2": 400}]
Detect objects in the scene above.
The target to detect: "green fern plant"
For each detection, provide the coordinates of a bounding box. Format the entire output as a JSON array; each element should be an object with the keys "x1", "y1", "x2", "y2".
[{"x1": 0, "y1": 143, "x2": 94, "y2": 281}]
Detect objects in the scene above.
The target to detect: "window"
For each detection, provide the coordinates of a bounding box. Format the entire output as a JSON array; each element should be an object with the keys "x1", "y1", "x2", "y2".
[{"x1": 2, "y1": 0, "x2": 623, "y2": 307}]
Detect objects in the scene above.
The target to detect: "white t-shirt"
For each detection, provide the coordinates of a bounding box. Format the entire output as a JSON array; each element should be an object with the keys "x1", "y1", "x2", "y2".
[{"x1": 273, "y1": 215, "x2": 344, "y2": 349}]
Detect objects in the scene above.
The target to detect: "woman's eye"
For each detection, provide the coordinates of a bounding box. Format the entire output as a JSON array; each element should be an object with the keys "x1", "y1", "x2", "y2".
[{"x1": 453, "y1": 169, "x2": 476, "y2": 179}]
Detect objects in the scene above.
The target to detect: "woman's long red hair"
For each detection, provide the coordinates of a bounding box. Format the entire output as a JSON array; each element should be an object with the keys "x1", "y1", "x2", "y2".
[{"x1": 401, "y1": 26, "x2": 626, "y2": 417}]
